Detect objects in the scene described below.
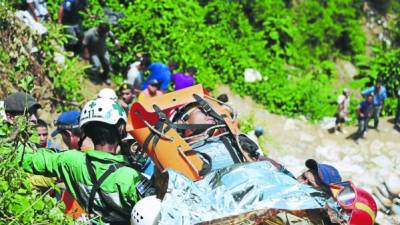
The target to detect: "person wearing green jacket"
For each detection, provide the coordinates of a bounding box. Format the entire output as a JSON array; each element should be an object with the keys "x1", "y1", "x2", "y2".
[{"x1": 19, "y1": 98, "x2": 141, "y2": 224}]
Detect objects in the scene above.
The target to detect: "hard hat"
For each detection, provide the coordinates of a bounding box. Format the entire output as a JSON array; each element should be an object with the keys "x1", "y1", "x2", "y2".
[
  {"x1": 130, "y1": 196, "x2": 161, "y2": 225},
  {"x1": 98, "y1": 88, "x2": 118, "y2": 101},
  {"x1": 80, "y1": 98, "x2": 127, "y2": 128},
  {"x1": 349, "y1": 187, "x2": 377, "y2": 225},
  {"x1": 330, "y1": 182, "x2": 377, "y2": 225}
]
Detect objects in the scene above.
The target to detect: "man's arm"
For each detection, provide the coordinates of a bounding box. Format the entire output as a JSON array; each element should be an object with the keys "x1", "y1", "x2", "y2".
[
  {"x1": 27, "y1": 1, "x2": 39, "y2": 22},
  {"x1": 82, "y1": 33, "x2": 90, "y2": 60},
  {"x1": 57, "y1": 4, "x2": 64, "y2": 24},
  {"x1": 108, "y1": 31, "x2": 121, "y2": 48},
  {"x1": 19, "y1": 147, "x2": 82, "y2": 178},
  {"x1": 361, "y1": 87, "x2": 374, "y2": 97},
  {"x1": 356, "y1": 105, "x2": 363, "y2": 118}
]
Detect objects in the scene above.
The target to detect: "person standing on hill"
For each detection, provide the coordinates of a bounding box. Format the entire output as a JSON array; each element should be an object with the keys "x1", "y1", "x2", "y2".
[
  {"x1": 27, "y1": 0, "x2": 49, "y2": 22},
  {"x1": 83, "y1": 23, "x2": 120, "y2": 85},
  {"x1": 335, "y1": 89, "x2": 350, "y2": 134},
  {"x1": 395, "y1": 88, "x2": 400, "y2": 129},
  {"x1": 354, "y1": 94, "x2": 374, "y2": 141},
  {"x1": 142, "y1": 61, "x2": 178, "y2": 92},
  {"x1": 58, "y1": 0, "x2": 87, "y2": 53},
  {"x1": 362, "y1": 79, "x2": 387, "y2": 131},
  {"x1": 171, "y1": 66, "x2": 197, "y2": 91}
]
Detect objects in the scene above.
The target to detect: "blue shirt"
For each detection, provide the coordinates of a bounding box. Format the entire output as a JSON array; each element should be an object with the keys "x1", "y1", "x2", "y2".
[
  {"x1": 358, "y1": 100, "x2": 373, "y2": 119},
  {"x1": 142, "y1": 62, "x2": 171, "y2": 91},
  {"x1": 362, "y1": 86, "x2": 387, "y2": 105}
]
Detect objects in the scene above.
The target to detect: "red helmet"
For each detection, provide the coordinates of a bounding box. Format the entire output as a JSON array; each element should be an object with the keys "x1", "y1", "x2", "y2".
[
  {"x1": 330, "y1": 181, "x2": 377, "y2": 225},
  {"x1": 348, "y1": 187, "x2": 377, "y2": 225}
]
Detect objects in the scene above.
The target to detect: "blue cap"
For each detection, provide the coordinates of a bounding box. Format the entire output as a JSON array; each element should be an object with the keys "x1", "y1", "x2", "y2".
[
  {"x1": 148, "y1": 79, "x2": 159, "y2": 86},
  {"x1": 51, "y1": 110, "x2": 80, "y2": 137},
  {"x1": 305, "y1": 159, "x2": 341, "y2": 186}
]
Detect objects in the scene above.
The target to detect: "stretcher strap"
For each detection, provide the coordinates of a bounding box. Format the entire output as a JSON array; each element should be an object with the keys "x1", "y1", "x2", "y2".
[
  {"x1": 193, "y1": 94, "x2": 225, "y2": 123},
  {"x1": 220, "y1": 136, "x2": 242, "y2": 164},
  {"x1": 86, "y1": 156, "x2": 128, "y2": 218}
]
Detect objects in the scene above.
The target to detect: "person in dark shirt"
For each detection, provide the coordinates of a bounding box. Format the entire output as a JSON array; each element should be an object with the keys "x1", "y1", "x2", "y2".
[
  {"x1": 58, "y1": 0, "x2": 87, "y2": 53},
  {"x1": 354, "y1": 94, "x2": 373, "y2": 141}
]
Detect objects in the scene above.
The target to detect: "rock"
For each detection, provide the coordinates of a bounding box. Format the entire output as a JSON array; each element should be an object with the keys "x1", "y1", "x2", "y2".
[
  {"x1": 315, "y1": 140, "x2": 341, "y2": 161},
  {"x1": 300, "y1": 132, "x2": 315, "y2": 143},
  {"x1": 386, "y1": 174, "x2": 400, "y2": 195},
  {"x1": 371, "y1": 155, "x2": 394, "y2": 170},
  {"x1": 244, "y1": 68, "x2": 262, "y2": 83},
  {"x1": 319, "y1": 117, "x2": 336, "y2": 130},
  {"x1": 369, "y1": 139, "x2": 385, "y2": 153},
  {"x1": 298, "y1": 115, "x2": 307, "y2": 122},
  {"x1": 283, "y1": 119, "x2": 298, "y2": 131}
]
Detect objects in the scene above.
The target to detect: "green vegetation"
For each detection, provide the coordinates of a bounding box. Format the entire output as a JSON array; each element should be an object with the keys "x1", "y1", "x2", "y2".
[{"x1": 0, "y1": 1, "x2": 87, "y2": 111}]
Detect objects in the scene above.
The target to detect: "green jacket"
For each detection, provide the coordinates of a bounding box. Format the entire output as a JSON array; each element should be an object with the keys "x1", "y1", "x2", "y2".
[{"x1": 19, "y1": 147, "x2": 141, "y2": 222}]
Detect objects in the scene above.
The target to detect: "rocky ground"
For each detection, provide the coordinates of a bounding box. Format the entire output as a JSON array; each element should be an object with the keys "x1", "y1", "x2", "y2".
[{"x1": 217, "y1": 85, "x2": 400, "y2": 225}]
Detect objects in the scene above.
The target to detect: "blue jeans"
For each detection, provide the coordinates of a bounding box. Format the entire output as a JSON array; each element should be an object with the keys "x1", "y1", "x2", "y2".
[
  {"x1": 355, "y1": 118, "x2": 367, "y2": 140},
  {"x1": 395, "y1": 99, "x2": 400, "y2": 125},
  {"x1": 370, "y1": 104, "x2": 383, "y2": 128}
]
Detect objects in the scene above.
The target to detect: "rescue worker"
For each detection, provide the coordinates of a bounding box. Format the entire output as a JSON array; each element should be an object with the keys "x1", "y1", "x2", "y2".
[
  {"x1": 51, "y1": 110, "x2": 92, "y2": 151},
  {"x1": 137, "y1": 79, "x2": 163, "y2": 102},
  {"x1": 98, "y1": 88, "x2": 118, "y2": 101},
  {"x1": 18, "y1": 98, "x2": 141, "y2": 224},
  {"x1": 4, "y1": 92, "x2": 56, "y2": 190},
  {"x1": 297, "y1": 159, "x2": 342, "y2": 194},
  {"x1": 83, "y1": 23, "x2": 120, "y2": 85},
  {"x1": 117, "y1": 83, "x2": 136, "y2": 113},
  {"x1": 4, "y1": 92, "x2": 40, "y2": 124},
  {"x1": 51, "y1": 110, "x2": 87, "y2": 218}
]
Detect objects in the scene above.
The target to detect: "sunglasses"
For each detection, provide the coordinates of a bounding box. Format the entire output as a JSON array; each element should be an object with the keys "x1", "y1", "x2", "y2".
[{"x1": 330, "y1": 181, "x2": 357, "y2": 210}]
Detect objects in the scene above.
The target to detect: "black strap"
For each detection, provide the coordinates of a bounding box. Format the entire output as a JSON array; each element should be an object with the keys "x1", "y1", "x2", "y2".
[
  {"x1": 220, "y1": 136, "x2": 242, "y2": 164},
  {"x1": 173, "y1": 123, "x2": 215, "y2": 131},
  {"x1": 193, "y1": 94, "x2": 225, "y2": 122},
  {"x1": 86, "y1": 156, "x2": 124, "y2": 216}
]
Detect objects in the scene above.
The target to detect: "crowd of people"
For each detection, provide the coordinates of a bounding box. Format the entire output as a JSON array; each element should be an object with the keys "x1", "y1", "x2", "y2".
[
  {"x1": 334, "y1": 79, "x2": 400, "y2": 142},
  {"x1": 2, "y1": 87, "x2": 379, "y2": 225},
  {"x1": 3, "y1": 0, "x2": 398, "y2": 224}
]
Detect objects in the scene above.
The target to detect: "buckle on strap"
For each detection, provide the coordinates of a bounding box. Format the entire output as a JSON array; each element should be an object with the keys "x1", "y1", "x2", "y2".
[{"x1": 193, "y1": 94, "x2": 211, "y2": 113}]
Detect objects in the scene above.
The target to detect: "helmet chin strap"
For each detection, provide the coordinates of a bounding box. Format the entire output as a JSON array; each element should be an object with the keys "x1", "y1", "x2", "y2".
[{"x1": 76, "y1": 134, "x2": 86, "y2": 150}]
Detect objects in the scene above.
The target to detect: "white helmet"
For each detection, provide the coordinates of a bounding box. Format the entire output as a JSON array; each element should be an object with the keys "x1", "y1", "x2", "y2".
[
  {"x1": 131, "y1": 196, "x2": 161, "y2": 225},
  {"x1": 98, "y1": 88, "x2": 118, "y2": 101},
  {"x1": 80, "y1": 98, "x2": 127, "y2": 128}
]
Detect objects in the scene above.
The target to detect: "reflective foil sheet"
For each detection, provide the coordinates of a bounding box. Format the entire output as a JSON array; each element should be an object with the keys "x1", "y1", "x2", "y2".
[{"x1": 158, "y1": 161, "x2": 331, "y2": 225}]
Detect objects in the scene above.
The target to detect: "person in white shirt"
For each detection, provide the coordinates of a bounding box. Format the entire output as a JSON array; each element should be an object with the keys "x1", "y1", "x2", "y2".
[
  {"x1": 27, "y1": 0, "x2": 49, "y2": 22},
  {"x1": 335, "y1": 88, "x2": 350, "y2": 133}
]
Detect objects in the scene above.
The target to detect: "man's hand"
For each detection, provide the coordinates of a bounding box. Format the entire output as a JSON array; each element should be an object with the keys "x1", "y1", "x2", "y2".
[{"x1": 114, "y1": 40, "x2": 122, "y2": 49}]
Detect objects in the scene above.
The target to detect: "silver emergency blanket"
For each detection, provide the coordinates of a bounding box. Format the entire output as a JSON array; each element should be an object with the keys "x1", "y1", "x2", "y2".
[{"x1": 158, "y1": 161, "x2": 330, "y2": 225}]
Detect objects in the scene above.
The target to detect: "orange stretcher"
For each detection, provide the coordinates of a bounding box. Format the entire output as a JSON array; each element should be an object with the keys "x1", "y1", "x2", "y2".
[
  {"x1": 127, "y1": 85, "x2": 242, "y2": 181},
  {"x1": 61, "y1": 190, "x2": 85, "y2": 219}
]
